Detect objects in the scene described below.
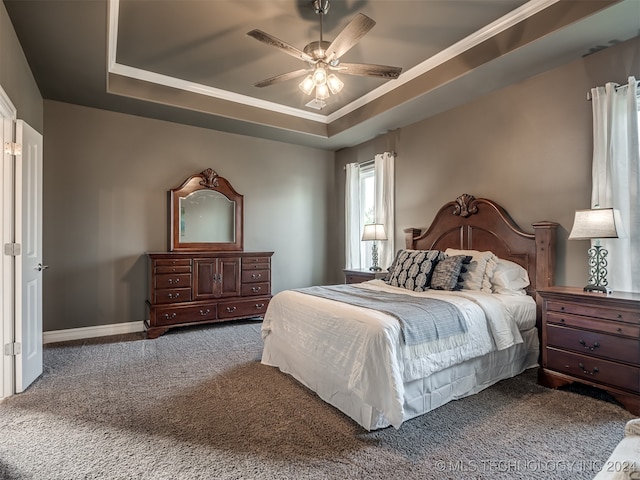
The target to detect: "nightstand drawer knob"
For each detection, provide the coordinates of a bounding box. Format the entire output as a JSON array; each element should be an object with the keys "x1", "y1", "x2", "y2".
[
  {"x1": 560, "y1": 306, "x2": 565, "y2": 311},
  {"x1": 578, "y1": 339, "x2": 600, "y2": 351},
  {"x1": 617, "y1": 327, "x2": 623, "y2": 332},
  {"x1": 578, "y1": 363, "x2": 599, "y2": 375},
  {"x1": 617, "y1": 314, "x2": 622, "y2": 319}
]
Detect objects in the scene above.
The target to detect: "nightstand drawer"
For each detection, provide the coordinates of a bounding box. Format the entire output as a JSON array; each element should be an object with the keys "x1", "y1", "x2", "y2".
[
  {"x1": 546, "y1": 300, "x2": 640, "y2": 324},
  {"x1": 546, "y1": 324, "x2": 640, "y2": 365},
  {"x1": 546, "y1": 347, "x2": 640, "y2": 392},
  {"x1": 547, "y1": 311, "x2": 640, "y2": 338}
]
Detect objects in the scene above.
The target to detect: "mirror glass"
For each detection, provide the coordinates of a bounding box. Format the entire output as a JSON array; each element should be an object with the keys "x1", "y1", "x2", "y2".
[{"x1": 179, "y1": 190, "x2": 235, "y2": 243}]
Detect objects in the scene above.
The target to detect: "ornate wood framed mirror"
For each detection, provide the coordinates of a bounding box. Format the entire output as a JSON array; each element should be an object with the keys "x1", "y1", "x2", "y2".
[{"x1": 169, "y1": 168, "x2": 244, "y2": 251}]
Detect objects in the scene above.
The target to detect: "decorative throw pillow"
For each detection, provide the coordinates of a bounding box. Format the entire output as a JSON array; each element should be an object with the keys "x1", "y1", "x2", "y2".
[
  {"x1": 444, "y1": 248, "x2": 497, "y2": 292},
  {"x1": 387, "y1": 249, "x2": 444, "y2": 292},
  {"x1": 430, "y1": 255, "x2": 472, "y2": 291}
]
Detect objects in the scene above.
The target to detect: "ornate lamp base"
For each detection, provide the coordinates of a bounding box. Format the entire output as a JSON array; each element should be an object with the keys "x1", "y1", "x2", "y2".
[
  {"x1": 583, "y1": 284, "x2": 612, "y2": 295},
  {"x1": 584, "y1": 244, "x2": 612, "y2": 295},
  {"x1": 369, "y1": 242, "x2": 382, "y2": 271}
]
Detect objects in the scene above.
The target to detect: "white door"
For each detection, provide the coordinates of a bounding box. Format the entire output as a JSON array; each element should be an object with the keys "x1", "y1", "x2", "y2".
[{"x1": 14, "y1": 120, "x2": 43, "y2": 392}]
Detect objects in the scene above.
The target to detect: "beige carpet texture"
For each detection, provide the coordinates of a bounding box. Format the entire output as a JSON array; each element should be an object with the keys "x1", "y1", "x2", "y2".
[{"x1": 0, "y1": 321, "x2": 634, "y2": 479}]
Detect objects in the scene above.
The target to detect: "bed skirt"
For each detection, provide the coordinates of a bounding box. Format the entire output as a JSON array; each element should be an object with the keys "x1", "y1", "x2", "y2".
[{"x1": 262, "y1": 327, "x2": 539, "y2": 431}]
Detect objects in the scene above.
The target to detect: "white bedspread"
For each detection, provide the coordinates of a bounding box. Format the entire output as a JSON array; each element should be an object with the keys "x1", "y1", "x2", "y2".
[{"x1": 261, "y1": 280, "x2": 533, "y2": 429}]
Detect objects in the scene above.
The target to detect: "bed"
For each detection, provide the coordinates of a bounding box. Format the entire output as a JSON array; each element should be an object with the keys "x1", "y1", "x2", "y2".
[{"x1": 261, "y1": 194, "x2": 558, "y2": 430}]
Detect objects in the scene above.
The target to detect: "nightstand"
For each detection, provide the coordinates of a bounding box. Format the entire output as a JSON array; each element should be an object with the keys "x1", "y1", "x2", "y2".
[
  {"x1": 343, "y1": 268, "x2": 388, "y2": 284},
  {"x1": 538, "y1": 286, "x2": 640, "y2": 415}
]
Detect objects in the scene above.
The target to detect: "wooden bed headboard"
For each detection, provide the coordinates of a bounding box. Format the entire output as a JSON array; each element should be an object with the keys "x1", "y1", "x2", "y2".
[{"x1": 404, "y1": 194, "x2": 558, "y2": 322}]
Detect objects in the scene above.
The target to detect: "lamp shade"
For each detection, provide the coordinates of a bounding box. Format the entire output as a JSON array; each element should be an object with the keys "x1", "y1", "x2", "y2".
[
  {"x1": 568, "y1": 208, "x2": 621, "y2": 240},
  {"x1": 362, "y1": 224, "x2": 387, "y2": 241}
]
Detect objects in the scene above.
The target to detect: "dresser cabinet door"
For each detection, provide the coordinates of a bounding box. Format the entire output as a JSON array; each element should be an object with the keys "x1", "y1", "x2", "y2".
[{"x1": 194, "y1": 257, "x2": 241, "y2": 299}]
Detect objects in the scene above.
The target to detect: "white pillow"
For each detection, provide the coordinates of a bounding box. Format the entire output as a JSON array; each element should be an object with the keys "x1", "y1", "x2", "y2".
[
  {"x1": 491, "y1": 258, "x2": 530, "y2": 295},
  {"x1": 444, "y1": 249, "x2": 497, "y2": 292}
]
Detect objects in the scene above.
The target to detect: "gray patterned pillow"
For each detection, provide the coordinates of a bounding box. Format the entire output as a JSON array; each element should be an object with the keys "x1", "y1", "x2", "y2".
[
  {"x1": 430, "y1": 255, "x2": 472, "y2": 291},
  {"x1": 387, "y1": 249, "x2": 444, "y2": 292}
]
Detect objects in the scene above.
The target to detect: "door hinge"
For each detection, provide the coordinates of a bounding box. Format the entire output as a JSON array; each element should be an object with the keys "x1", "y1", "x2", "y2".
[
  {"x1": 4, "y1": 342, "x2": 21, "y2": 356},
  {"x1": 4, "y1": 243, "x2": 21, "y2": 256},
  {"x1": 4, "y1": 142, "x2": 21, "y2": 156}
]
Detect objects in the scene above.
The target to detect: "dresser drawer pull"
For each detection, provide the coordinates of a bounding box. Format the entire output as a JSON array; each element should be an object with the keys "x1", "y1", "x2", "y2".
[
  {"x1": 560, "y1": 306, "x2": 565, "y2": 311},
  {"x1": 578, "y1": 339, "x2": 600, "y2": 351},
  {"x1": 251, "y1": 273, "x2": 262, "y2": 279},
  {"x1": 199, "y1": 309, "x2": 210, "y2": 316},
  {"x1": 578, "y1": 363, "x2": 599, "y2": 375},
  {"x1": 255, "y1": 303, "x2": 265, "y2": 309},
  {"x1": 617, "y1": 327, "x2": 623, "y2": 332},
  {"x1": 163, "y1": 313, "x2": 177, "y2": 320},
  {"x1": 168, "y1": 278, "x2": 180, "y2": 284},
  {"x1": 167, "y1": 293, "x2": 180, "y2": 299},
  {"x1": 617, "y1": 314, "x2": 622, "y2": 319},
  {"x1": 226, "y1": 306, "x2": 237, "y2": 313},
  {"x1": 251, "y1": 286, "x2": 262, "y2": 293}
]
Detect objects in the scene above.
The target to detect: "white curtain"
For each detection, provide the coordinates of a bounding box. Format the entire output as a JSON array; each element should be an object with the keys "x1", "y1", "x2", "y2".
[
  {"x1": 345, "y1": 162, "x2": 361, "y2": 269},
  {"x1": 590, "y1": 76, "x2": 639, "y2": 292},
  {"x1": 374, "y1": 152, "x2": 395, "y2": 270}
]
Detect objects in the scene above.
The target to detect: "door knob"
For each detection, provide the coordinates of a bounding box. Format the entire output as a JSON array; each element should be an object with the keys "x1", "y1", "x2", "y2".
[{"x1": 36, "y1": 263, "x2": 49, "y2": 271}]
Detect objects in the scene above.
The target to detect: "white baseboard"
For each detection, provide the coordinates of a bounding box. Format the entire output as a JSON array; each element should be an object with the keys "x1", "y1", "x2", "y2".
[{"x1": 43, "y1": 321, "x2": 145, "y2": 344}]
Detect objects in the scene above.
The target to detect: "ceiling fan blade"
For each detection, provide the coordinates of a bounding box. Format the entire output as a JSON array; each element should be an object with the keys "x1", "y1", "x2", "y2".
[
  {"x1": 253, "y1": 69, "x2": 309, "y2": 88},
  {"x1": 247, "y1": 29, "x2": 315, "y2": 63},
  {"x1": 325, "y1": 13, "x2": 376, "y2": 61},
  {"x1": 336, "y1": 63, "x2": 402, "y2": 79}
]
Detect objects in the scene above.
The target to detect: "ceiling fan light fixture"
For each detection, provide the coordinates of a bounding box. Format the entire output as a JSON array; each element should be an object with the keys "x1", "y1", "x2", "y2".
[
  {"x1": 312, "y1": 66, "x2": 327, "y2": 86},
  {"x1": 299, "y1": 75, "x2": 315, "y2": 95},
  {"x1": 315, "y1": 83, "x2": 330, "y2": 100},
  {"x1": 327, "y1": 74, "x2": 344, "y2": 94}
]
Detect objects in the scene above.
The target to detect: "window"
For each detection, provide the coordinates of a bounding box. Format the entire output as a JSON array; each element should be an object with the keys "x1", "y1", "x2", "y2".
[{"x1": 345, "y1": 153, "x2": 395, "y2": 271}]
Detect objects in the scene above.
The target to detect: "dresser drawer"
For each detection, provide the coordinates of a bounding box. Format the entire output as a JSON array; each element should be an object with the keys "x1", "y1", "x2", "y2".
[
  {"x1": 546, "y1": 300, "x2": 640, "y2": 324},
  {"x1": 241, "y1": 282, "x2": 270, "y2": 297},
  {"x1": 155, "y1": 273, "x2": 192, "y2": 289},
  {"x1": 546, "y1": 347, "x2": 640, "y2": 393},
  {"x1": 154, "y1": 287, "x2": 192, "y2": 304},
  {"x1": 242, "y1": 257, "x2": 270, "y2": 269},
  {"x1": 154, "y1": 304, "x2": 217, "y2": 326},
  {"x1": 155, "y1": 265, "x2": 192, "y2": 274},
  {"x1": 546, "y1": 324, "x2": 640, "y2": 365},
  {"x1": 154, "y1": 259, "x2": 191, "y2": 267},
  {"x1": 547, "y1": 311, "x2": 640, "y2": 338},
  {"x1": 218, "y1": 298, "x2": 270, "y2": 319},
  {"x1": 242, "y1": 269, "x2": 269, "y2": 283}
]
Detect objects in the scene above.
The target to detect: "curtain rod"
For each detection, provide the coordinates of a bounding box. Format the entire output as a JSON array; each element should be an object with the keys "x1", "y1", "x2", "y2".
[
  {"x1": 343, "y1": 152, "x2": 397, "y2": 170},
  {"x1": 586, "y1": 78, "x2": 639, "y2": 100}
]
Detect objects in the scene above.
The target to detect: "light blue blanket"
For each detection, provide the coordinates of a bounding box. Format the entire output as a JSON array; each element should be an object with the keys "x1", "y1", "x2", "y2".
[{"x1": 294, "y1": 284, "x2": 468, "y2": 346}]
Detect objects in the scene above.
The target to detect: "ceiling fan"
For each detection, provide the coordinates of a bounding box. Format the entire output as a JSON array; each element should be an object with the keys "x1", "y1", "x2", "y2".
[{"x1": 247, "y1": 0, "x2": 402, "y2": 104}]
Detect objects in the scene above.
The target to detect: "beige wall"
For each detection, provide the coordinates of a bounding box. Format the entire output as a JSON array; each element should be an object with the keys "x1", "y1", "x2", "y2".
[
  {"x1": 0, "y1": 1, "x2": 42, "y2": 131},
  {"x1": 43, "y1": 101, "x2": 335, "y2": 331},
  {"x1": 335, "y1": 37, "x2": 640, "y2": 287}
]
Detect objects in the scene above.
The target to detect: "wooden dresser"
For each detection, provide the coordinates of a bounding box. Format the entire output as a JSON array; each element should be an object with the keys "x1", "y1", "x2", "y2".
[
  {"x1": 146, "y1": 251, "x2": 273, "y2": 338},
  {"x1": 538, "y1": 286, "x2": 640, "y2": 414}
]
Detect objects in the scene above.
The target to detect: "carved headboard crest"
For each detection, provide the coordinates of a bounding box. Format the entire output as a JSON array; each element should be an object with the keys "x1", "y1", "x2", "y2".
[
  {"x1": 453, "y1": 193, "x2": 478, "y2": 218},
  {"x1": 199, "y1": 168, "x2": 220, "y2": 189}
]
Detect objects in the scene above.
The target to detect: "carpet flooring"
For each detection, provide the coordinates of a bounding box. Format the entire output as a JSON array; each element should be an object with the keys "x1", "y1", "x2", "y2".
[{"x1": 0, "y1": 321, "x2": 634, "y2": 480}]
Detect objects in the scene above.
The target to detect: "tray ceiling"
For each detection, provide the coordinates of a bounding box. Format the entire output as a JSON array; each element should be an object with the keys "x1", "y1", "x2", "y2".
[{"x1": 4, "y1": 0, "x2": 639, "y2": 149}]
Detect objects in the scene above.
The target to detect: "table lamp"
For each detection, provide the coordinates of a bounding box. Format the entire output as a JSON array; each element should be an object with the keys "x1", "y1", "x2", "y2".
[
  {"x1": 361, "y1": 224, "x2": 387, "y2": 271},
  {"x1": 568, "y1": 207, "x2": 621, "y2": 294}
]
